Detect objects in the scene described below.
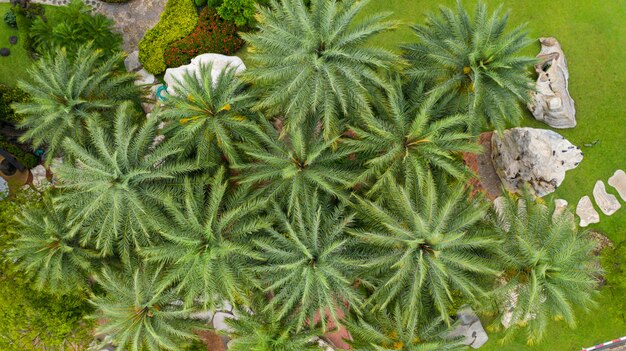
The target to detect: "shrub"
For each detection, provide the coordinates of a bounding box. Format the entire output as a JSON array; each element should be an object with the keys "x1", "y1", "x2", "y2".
[
  {"x1": 194, "y1": 0, "x2": 208, "y2": 6},
  {"x1": 164, "y1": 8, "x2": 245, "y2": 68},
  {"x1": 0, "y1": 138, "x2": 38, "y2": 169},
  {"x1": 218, "y1": 0, "x2": 256, "y2": 26},
  {"x1": 0, "y1": 84, "x2": 29, "y2": 125},
  {"x1": 208, "y1": 0, "x2": 224, "y2": 6},
  {"x1": 3, "y1": 9, "x2": 17, "y2": 28},
  {"x1": 138, "y1": 0, "x2": 198, "y2": 74}
]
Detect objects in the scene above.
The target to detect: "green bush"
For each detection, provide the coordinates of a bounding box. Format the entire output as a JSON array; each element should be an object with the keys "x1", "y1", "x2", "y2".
[
  {"x1": 218, "y1": 0, "x2": 256, "y2": 26},
  {"x1": 208, "y1": 0, "x2": 224, "y2": 6},
  {"x1": 0, "y1": 84, "x2": 29, "y2": 125},
  {"x1": 138, "y1": 0, "x2": 199, "y2": 74},
  {"x1": 3, "y1": 9, "x2": 17, "y2": 28},
  {"x1": 195, "y1": 0, "x2": 208, "y2": 6},
  {"x1": 0, "y1": 139, "x2": 38, "y2": 169}
]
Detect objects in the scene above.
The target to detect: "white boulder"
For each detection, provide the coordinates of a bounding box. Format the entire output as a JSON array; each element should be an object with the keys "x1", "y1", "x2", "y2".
[
  {"x1": 576, "y1": 196, "x2": 600, "y2": 227},
  {"x1": 491, "y1": 127, "x2": 583, "y2": 197},
  {"x1": 164, "y1": 53, "x2": 246, "y2": 95},
  {"x1": 30, "y1": 165, "x2": 49, "y2": 191},
  {"x1": 593, "y1": 180, "x2": 621, "y2": 215},
  {"x1": 608, "y1": 169, "x2": 626, "y2": 201}
]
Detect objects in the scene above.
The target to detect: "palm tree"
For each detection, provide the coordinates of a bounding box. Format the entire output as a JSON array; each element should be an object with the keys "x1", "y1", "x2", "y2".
[
  {"x1": 345, "y1": 304, "x2": 466, "y2": 351},
  {"x1": 56, "y1": 102, "x2": 195, "y2": 262},
  {"x1": 235, "y1": 118, "x2": 357, "y2": 211},
  {"x1": 242, "y1": 0, "x2": 400, "y2": 140},
  {"x1": 10, "y1": 196, "x2": 97, "y2": 294},
  {"x1": 345, "y1": 79, "x2": 480, "y2": 196},
  {"x1": 352, "y1": 172, "x2": 500, "y2": 326},
  {"x1": 92, "y1": 265, "x2": 205, "y2": 351},
  {"x1": 14, "y1": 44, "x2": 140, "y2": 164},
  {"x1": 141, "y1": 168, "x2": 271, "y2": 309},
  {"x1": 490, "y1": 193, "x2": 601, "y2": 345},
  {"x1": 252, "y1": 191, "x2": 362, "y2": 331},
  {"x1": 403, "y1": 1, "x2": 535, "y2": 132},
  {"x1": 224, "y1": 295, "x2": 325, "y2": 351},
  {"x1": 159, "y1": 63, "x2": 253, "y2": 166}
]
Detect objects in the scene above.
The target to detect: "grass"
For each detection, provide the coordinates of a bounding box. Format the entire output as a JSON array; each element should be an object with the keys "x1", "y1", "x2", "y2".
[
  {"x1": 0, "y1": 4, "x2": 64, "y2": 87},
  {"x1": 355, "y1": 0, "x2": 626, "y2": 349}
]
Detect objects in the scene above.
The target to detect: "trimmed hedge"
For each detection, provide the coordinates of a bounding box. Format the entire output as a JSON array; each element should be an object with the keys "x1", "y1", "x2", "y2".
[
  {"x1": 164, "y1": 8, "x2": 245, "y2": 68},
  {"x1": 138, "y1": 0, "x2": 199, "y2": 74}
]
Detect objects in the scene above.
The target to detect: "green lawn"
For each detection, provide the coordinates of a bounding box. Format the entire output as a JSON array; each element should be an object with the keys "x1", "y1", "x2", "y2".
[{"x1": 356, "y1": 0, "x2": 626, "y2": 350}]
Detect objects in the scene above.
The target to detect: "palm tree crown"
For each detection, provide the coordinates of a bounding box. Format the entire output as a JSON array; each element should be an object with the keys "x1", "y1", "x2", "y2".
[
  {"x1": 352, "y1": 173, "x2": 500, "y2": 325},
  {"x1": 92, "y1": 266, "x2": 205, "y2": 351},
  {"x1": 404, "y1": 1, "x2": 535, "y2": 132},
  {"x1": 11, "y1": 196, "x2": 97, "y2": 294},
  {"x1": 253, "y1": 192, "x2": 362, "y2": 331},
  {"x1": 159, "y1": 63, "x2": 253, "y2": 166},
  {"x1": 14, "y1": 44, "x2": 140, "y2": 164},
  {"x1": 56, "y1": 102, "x2": 195, "y2": 261},
  {"x1": 346, "y1": 80, "x2": 479, "y2": 195},
  {"x1": 491, "y1": 193, "x2": 600, "y2": 344},
  {"x1": 242, "y1": 0, "x2": 399, "y2": 139},
  {"x1": 141, "y1": 168, "x2": 271, "y2": 309}
]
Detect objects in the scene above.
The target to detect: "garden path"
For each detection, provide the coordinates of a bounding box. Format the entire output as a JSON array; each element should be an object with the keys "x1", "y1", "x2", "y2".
[{"x1": 0, "y1": 0, "x2": 167, "y2": 53}]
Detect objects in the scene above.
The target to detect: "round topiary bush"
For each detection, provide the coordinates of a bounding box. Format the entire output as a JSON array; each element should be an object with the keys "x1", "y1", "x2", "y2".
[{"x1": 3, "y1": 9, "x2": 17, "y2": 28}]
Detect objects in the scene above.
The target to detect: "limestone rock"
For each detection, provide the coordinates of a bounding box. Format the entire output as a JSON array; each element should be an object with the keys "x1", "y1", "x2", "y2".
[
  {"x1": 30, "y1": 165, "x2": 50, "y2": 191},
  {"x1": 164, "y1": 54, "x2": 246, "y2": 96},
  {"x1": 553, "y1": 199, "x2": 568, "y2": 218},
  {"x1": 491, "y1": 127, "x2": 583, "y2": 197},
  {"x1": 593, "y1": 180, "x2": 621, "y2": 215},
  {"x1": 528, "y1": 37, "x2": 576, "y2": 128},
  {"x1": 212, "y1": 311, "x2": 235, "y2": 333},
  {"x1": 576, "y1": 196, "x2": 600, "y2": 227},
  {"x1": 124, "y1": 50, "x2": 141, "y2": 72},
  {"x1": 135, "y1": 68, "x2": 158, "y2": 86},
  {"x1": 608, "y1": 169, "x2": 626, "y2": 201},
  {"x1": 447, "y1": 306, "x2": 488, "y2": 349}
]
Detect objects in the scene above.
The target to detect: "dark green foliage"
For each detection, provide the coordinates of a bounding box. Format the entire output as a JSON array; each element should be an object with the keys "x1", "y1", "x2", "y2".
[
  {"x1": 404, "y1": 1, "x2": 536, "y2": 132},
  {"x1": 14, "y1": 44, "x2": 140, "y2": 165},
  {"x1": 138, "y1": 0, "x2": 199, "y2": 74},
  {"x1": 11, "y1": 195, "x2": 98, "y2": 294},
  {"x1": 345, "y1": 304, "x2": 466, "y2": 351},
  {"x1": 3, "y1": 8, "x2": 17, "y2": 28},
  {"x1": 56, "y1": 102, "x2": 197, "y2": 261},
  {"x1": 164, "y1": 8, "x2": 245, "y2": 68},
  {"x1": 92, "y1": 266, "x2": 206, "y2": 351},
  {"x1": 29, "y1": 0, "x2": 122, "y2": 57},
  {"x1": 195, "y1": 0, "x2": 208, "y2": 6},
  {"x1": 0, "y1": 137, "x2": 38, "y2": 168},
  {"x1": 253, "y1": 192, "x2": 362, "y2": 331},
  {"x1": 225, "y1": 296, "x2": 325, "y2": 351},
  {"x1": 159, "y1": 61, "x2": 251, "y2": 166},
  {"x1": 352, "y1": 172, "x2": 500, "y2": 326},
  {"x1": 141, "y1": 168, "x2": 271, "y2": 309},
  {"x1": 242, "y1": 0, "x2": 400, "y2": 140},
  {"x1": 489, "y1": 193, "x2": 601, "y2": 344},
  {"x1": 345, "y1": 80, "x2": 480, "y2": 195},
  {"x1": 0, "y1": 83, "x2": 29, "y2": 124},
  {"x1": 218, "y1": 0, "x2": 256, "y2": 26},
  {"x1": 235, "y1": 118, "x2": 357, "y2": 211}
]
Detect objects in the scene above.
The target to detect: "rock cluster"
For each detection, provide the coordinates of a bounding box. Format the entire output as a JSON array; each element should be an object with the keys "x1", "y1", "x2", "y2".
[
  {"x1": 491, "y1": 127, "x2": 583, "y2": 197},
  {"x1": 528, "y1": 37, "x2": 576, "y2": 129}
]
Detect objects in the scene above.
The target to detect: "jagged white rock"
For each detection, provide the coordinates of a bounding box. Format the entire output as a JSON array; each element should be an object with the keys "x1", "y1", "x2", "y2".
[
  {"x1": 593, "y1": 180, "x2": 621, "y2": 215},
  {"x1": 608, "y1": 169, "x2": 626, "y2": 202},
  {"x1": 576, "y1": 196, "x2": 600, "y2": 227},
  {"x1": 164, "y1": 53, "x2": 246, "y2": 95}
]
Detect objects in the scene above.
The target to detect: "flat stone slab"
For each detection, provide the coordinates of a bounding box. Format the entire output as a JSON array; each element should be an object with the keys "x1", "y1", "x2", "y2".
[
  {"x1": 593, "y1": 180, "x2": 621, "y2": 215},
  {"x1": 576, "y1": 196, "x2": 600, "y2": 227},
  {"x1": 608, "y1": 169, "x2": 626, "y2": 201}
]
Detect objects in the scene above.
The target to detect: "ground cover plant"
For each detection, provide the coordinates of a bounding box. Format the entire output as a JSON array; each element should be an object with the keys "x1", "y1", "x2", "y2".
[{"x1": 1, "y1": 0, "x2": 623, "y2": 350}]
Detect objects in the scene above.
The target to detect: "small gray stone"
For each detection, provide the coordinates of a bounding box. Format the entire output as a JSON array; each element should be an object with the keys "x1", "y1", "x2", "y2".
[
  {"x1": 9, "y1": 36, "x2": 18, "y2": 45},
  {"x1": 0, "y1": 48, "x2": 10, "y2": 57}
]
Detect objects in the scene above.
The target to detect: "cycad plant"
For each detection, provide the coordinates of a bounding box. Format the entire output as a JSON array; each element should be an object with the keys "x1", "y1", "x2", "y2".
[
  {"x1": 345, "y1": 304, "x2": 465, "y2": 351},
  {"x1": 346, "y1": 79, "x2": 479, "y2": 195},
  {"x1": 490, "y1": 193, "x2": 600, "y2": 345},
  {"x1": 141, "y1": 168, "x2": 271, "y2": 309},
  {"x1": 92, "y1": 266, "x2": 205, "y2": 351},
  {"x1": 56, "y1": 102, "x2": 195, "y2": 261},
  {"x1": 224, "y1": 296, "x2": 325, "y2": 351},
  {"x1": 253, "y1": 191, "x2": 362, "y2": 331},
  {"x1": 404, "y1": 1, "x2": 535, "y2": 132},
  {"x1": 235, "y1": 119, "x2": 357, "y2": 210},
  {"x1": 242, "y1": 0, "x2": 399, "y2": 139},
  {"x1": 10, "y1": 196, "x2": 97, "y2": 294},
  {"x1": 159, "y1": 63, "x2": 253, "y2": 166},
  {"x1": 14, "y1": 44, "x2": 140, "y2": 164},
  {"x1": 352, "y1": 172, "x2": 500, "y2": 326}
]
